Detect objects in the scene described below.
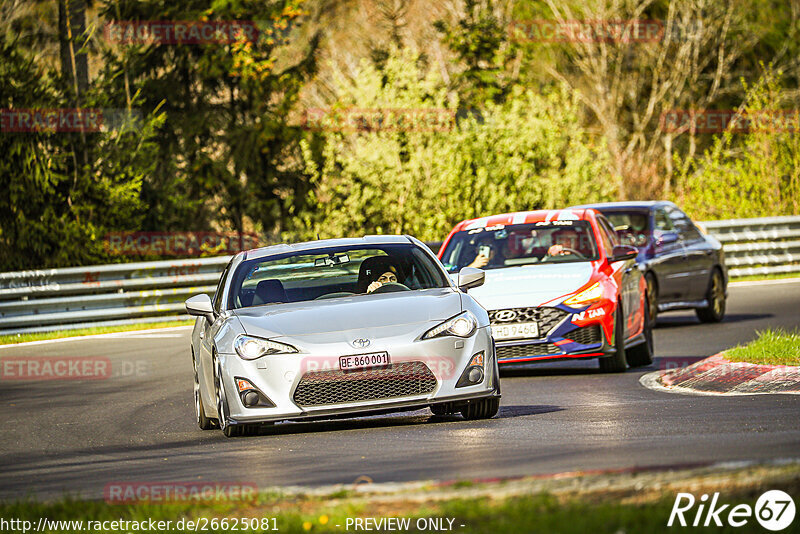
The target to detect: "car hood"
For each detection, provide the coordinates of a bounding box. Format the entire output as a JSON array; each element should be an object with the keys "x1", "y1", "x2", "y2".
[
  {"x1": 233, "y1": 288, "x2": 461, "y2": 341},
  {"x1": 464, "y1": 262, "x2": 595, "y2": 310}
]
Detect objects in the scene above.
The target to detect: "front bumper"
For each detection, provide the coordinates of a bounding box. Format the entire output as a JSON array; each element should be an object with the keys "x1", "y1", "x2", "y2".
[
  {"x1": 493, "y1": 303, "x2": 612, "y2": 364},
  {"x1": 214, "y1": 326, "x2": 497, "y2": 424}
]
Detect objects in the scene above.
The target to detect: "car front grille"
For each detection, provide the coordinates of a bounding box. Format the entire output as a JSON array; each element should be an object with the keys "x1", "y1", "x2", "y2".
[
  {"x1": 293, "y1": 361, "x2": 437, "y2": 407},
  {"x1": 568, "y1": 325, "x2": 602, "y2": 345},
  {"x1": 488, "y1": 307, "x2": 568, "y2": 337},
  {"x1": 496, "y1": 343, "x2": 561, "y2": 360}
]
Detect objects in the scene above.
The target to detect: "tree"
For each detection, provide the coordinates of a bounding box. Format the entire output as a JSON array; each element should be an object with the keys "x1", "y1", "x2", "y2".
[
  {"x1": 0, "y1": 37, "x2": 164, "y2": 270},
  {"x1": 434, "y1": 0, "x2": 518, "y2": 107},
  {"x1": 100, "y1": 0, "x2": 319, "y2": 241},
  {"x1": 673, "y1": 68, "x2": 800, "y2": 220},
  {"x1": 514, "y1": 0, "x2": 767, "y2": 199},
  {"x1": 297, "y1": 47, "x2": 616, "y2": 241}
]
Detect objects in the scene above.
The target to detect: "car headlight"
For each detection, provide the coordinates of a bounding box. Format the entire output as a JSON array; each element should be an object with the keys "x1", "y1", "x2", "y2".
[
  {"x1": 564, "y1": 282, "x2": 603, "y2": 307},
  {"x1": 234, "y1": 335, "x2": 298, "y2": 360},
  {"x1": 423, "y1": 311, "x2": 478, "y2": 339}
]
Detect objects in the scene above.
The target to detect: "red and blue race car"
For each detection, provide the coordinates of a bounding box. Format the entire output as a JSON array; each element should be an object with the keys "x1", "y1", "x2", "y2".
[{"x1": 438, "y1": 209, "x2": 653, "y2": 371}]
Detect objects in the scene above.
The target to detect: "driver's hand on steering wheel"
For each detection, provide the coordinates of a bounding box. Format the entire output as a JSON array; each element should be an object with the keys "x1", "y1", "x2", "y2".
[
  {"x1": 548, "y1": 244, "x2": 568, "y2": 256},
  {"x1": 367, "y1": 281, "x2": 383, "y2": 293}
]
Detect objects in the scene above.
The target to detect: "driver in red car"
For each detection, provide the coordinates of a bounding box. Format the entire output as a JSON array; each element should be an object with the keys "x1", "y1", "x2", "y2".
[{"x1": 547, "y1": 228, "x2": 582, "y2": 258}]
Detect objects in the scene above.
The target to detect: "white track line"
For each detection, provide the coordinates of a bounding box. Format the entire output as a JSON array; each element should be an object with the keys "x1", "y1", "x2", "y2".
[
  {"x1": 729, "y1": 277, "x2": 800, "y2": 287},
  {"x1": 0, "y1": 325, "x2": 192, "y2": 349},
  {"x1": 639, "y1": 370, "x2": 800, "y2": 396}
]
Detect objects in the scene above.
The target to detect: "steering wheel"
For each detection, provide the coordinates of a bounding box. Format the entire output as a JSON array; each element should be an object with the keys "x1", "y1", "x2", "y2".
[
  {"x1": 542, "y1": 248, "x2": 586, "y2": 261},
  {"x1": 370, "y1": 282, "x2": 411, "y2": 294}
]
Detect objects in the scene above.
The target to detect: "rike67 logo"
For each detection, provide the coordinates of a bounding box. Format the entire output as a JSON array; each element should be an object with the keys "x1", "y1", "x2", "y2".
[{"x1": 668, "y1": 490, "x2": 796, "y2": 531}]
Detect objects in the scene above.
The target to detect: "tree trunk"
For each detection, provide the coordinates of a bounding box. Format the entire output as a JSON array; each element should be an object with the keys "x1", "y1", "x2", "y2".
[{"x1": 59, "y1": 0, "x2": 89, "y2": 99}]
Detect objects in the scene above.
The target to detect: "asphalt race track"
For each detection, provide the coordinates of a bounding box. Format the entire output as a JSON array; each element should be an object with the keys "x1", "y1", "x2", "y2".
[{"x1": 1, "y1": 280, "x2": 799, "y2": 501}]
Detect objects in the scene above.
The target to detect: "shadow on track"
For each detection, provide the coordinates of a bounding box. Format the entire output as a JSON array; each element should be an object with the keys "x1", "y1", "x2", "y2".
[
  {"x1": 498, "y1": 404, "x2": 563, "y2": 417},
  {"x1": 0, "y1": 401, "x2": 562, "y2": 477},
  {"x1": 655, "y1": 313, "x2": 771, "y2": 328},
  {"x1": 499, "y1": 364, "x2": 600, "y2": 378},
  {"x1": 245, "y1": 403, "x2": 562, "y2": 437}
]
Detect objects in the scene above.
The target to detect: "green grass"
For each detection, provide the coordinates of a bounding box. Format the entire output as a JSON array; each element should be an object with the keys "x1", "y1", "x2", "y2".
[
  {"x1": 725, "y1": 328, "x2": 800, "y2": 366},
  {"x1": 3, "y1": 474, "x2": 799, "y2": 534},
  {"x1": 730, "y1": 271, "x2": 800, "y2": 283},
  {"x1": 0, "y1": 320, "x2": 193, "y2": 346},
  {"x1": 2, "y1": 463, "x2": 799, "y2": 534}
]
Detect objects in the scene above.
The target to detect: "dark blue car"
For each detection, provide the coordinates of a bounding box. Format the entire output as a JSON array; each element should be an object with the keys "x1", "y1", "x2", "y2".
[{"x1": 571, "y1": 201, "x2": 727, "y2": 324}]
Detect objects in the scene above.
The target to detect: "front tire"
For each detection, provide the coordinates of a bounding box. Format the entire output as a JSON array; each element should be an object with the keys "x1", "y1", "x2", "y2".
[
  {"x1": 696, "y1": 269, "x2": 726, "y2": 323},
  {"x1": 460, "y1": 397, "x2": 499, "y2": 420},
  {"x1": 645, "y1": 273, "x2": 658, "y2": 325},
  {"x1": 193, "y1": 353, "x2": 214, "y2": 430},
  {"x1": 626, "y1": 300, "x2": 654, "y2": 367},
  {"x1": 213, "y1": 355, "x2": 235, "y2": 437},
  {"x1": 599, "y1": 305, "x2": 627, "y2": 373}
]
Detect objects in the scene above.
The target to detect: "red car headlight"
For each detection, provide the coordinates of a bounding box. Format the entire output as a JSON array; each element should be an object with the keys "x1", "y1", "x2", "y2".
[{"x1": 564, "y1": 282, "x2": 603, "y2": 307}]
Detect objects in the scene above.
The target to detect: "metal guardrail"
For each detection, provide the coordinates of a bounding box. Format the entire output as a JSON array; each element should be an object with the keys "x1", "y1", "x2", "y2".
[
  {"x1": 700, "y1": 215, "x2": 800, "y2": 277},
  {"x1": 0, "y1": 222, "x2": 798, "y2": 336},
  {"x1": 0, "y1": 257, "x2": 229, "y2": 335}
]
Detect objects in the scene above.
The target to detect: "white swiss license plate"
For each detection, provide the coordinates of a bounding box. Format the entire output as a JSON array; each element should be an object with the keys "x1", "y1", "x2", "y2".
[
  {"x1": 491, "y1": 322, "x2": 539, "y2": 340},
  {"x1": 339, "y1": 352, "x2": 390, "y2": 371}
]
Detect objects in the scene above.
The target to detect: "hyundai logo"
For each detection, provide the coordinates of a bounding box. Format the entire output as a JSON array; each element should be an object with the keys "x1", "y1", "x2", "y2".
[
  {"x1": 351, "y1": 338, "x2": 371, "y2": 348},
  {"x1": 494, "y1": 310, "x2": 518, "y2": 322}
]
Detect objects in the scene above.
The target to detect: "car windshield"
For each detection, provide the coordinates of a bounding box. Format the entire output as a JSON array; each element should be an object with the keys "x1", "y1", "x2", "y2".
[
  {"x1": 227, "y1": 243, "x2": 449, "y2": 309},
  {"x1": 603, "y1": 211, "x2": 651, "y2": 247},
  {"x1": 440, "y1": 221, "x2": 599, "y2": 273}
]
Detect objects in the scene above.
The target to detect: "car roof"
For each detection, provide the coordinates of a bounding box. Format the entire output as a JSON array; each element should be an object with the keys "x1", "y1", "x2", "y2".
[
  {"x1": 570, "y1": 200, "x2": 676, "y2": 210},
  {"x1": 452, "y1": 209, "x2": 596, "y2": 232},
  {"x1": 242, "y1": 235, "x2": 414, "y2": 261}
]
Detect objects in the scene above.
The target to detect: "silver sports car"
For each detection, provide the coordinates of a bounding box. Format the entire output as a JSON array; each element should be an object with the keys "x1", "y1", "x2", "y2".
[{"x1": 185, "y1": 235, "x2": 500, "y2": 437}]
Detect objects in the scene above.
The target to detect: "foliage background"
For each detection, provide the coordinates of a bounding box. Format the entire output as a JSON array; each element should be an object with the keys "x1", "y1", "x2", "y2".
[{"x1": 1, "y1": 0, "x2": 798, "y2": 269}]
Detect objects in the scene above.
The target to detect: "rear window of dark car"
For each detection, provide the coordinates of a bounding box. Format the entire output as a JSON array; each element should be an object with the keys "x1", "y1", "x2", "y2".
[{"x1": 601, "y1": 211, "x2": 651, "y2": 247}]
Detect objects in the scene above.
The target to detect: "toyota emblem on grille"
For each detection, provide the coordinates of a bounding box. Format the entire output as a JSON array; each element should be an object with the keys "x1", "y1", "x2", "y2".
[
  {"x1": 351, "y1": 338, "x2": 371, "y2": 348},
  {"x1": 494, "y1": 310, "x2": 518, "y2": 322}
]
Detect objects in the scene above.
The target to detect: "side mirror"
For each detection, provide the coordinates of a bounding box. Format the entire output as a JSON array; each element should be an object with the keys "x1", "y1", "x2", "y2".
[
  {"x1": 185, "y1": 294, "x2": 215, "y2": 321},
  {"x1": 656, "y1": 231, "x2": 679, "y2": 246},
  {"x1": 610, "y1": 244, "x2": 638, "y2": 262},
  {"x1": 458, "y1": 267, "x2": 485, "y2": 292}
]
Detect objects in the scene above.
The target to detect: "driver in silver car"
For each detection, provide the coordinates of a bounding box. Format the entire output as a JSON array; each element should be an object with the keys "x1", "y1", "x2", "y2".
[
  {"x1": 357, "y1": 256, "x2": 406, "y2": 293},
  {"x1": 367, "y1": 265, "x2": 401, "y2": 293}
]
